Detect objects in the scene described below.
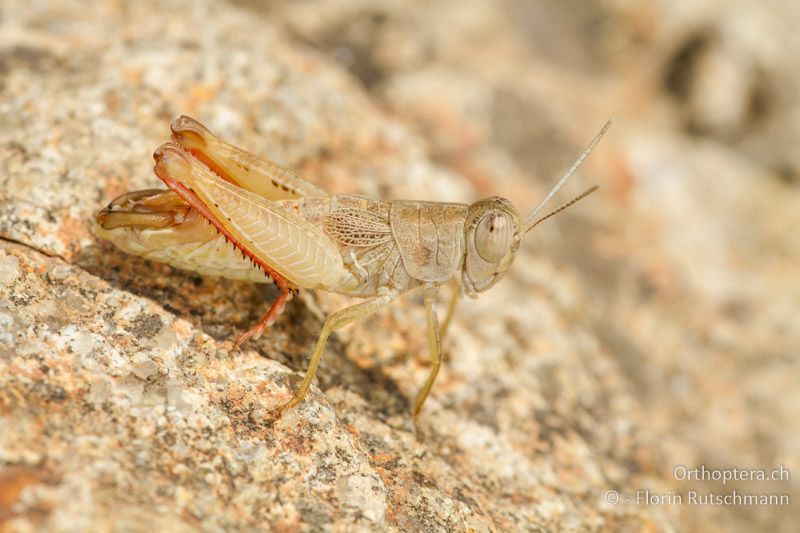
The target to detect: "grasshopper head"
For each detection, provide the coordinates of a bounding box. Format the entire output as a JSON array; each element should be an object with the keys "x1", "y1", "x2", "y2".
[
  {"x1": 462, "y1": 120, "x2": 612, "y2": 296},
  {"x1": 463, "y1": 197, "x2": 522, "y2": 295}
]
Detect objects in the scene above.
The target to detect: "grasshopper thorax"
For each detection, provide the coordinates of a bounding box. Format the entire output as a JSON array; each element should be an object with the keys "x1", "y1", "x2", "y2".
[{"x1": 463, "y1": 196, "x2": 522, "y2": 295}]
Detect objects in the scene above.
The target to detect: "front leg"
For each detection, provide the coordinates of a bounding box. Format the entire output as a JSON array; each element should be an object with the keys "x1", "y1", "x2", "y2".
[
  {"x1": 439, "y1": 277, "x2": 460, "y2": 343},
  {"x1": 276, "y1": 291, "x2": 396, "y2": 416},
  {"x1": 413, "y1": 283, "x2": 443, "y2": 416}
]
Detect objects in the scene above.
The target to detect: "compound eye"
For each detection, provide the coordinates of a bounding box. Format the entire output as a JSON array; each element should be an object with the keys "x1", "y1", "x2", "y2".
[{"x1": 474, "y1": 212, "x2": 513, "y2": 263}]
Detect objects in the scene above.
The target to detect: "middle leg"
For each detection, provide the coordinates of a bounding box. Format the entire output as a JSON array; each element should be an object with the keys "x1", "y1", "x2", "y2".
[{"x1": 276, "y1": 291, "x2": 396, "y2": 416}]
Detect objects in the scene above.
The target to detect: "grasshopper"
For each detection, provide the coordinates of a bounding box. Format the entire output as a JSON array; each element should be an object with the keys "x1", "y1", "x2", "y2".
[{"x1": 95, "y1": 116, "x2": 609, "y2": 417}]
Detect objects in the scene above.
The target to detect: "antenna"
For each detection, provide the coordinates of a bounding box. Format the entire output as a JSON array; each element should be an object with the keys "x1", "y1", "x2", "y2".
[
  {"x1": 525, "y1": 185, "x2": 598, "y2": 232},
  {"x1": 523, "y1": 119, "x2": 612, "y2": 232}
]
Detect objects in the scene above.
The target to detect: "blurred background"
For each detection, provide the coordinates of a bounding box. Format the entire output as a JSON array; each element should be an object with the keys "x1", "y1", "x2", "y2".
[{"x1": 1, "y1": 0, "x2": 798, "y2": 531}]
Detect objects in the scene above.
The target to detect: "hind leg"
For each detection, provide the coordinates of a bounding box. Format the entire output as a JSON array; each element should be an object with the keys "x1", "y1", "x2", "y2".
[{"x1": 234, "y1": 287, "x2": 292, "y2": 348}]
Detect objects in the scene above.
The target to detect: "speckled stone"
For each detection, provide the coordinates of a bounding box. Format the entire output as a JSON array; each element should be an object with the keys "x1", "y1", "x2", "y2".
[{"x1": 1, "y1": 1, "x2": 798, "y2": 532}]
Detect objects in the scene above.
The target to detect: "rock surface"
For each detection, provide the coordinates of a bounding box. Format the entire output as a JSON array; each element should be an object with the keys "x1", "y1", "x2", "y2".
[{"x1": 1, "y1": 0, "x2": 798, "y2": 531}]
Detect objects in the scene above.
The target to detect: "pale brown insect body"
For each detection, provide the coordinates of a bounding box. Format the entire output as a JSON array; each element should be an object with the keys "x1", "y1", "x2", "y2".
[{"x1": 95, "y1": 116, "x2": 609, "y2": 417}]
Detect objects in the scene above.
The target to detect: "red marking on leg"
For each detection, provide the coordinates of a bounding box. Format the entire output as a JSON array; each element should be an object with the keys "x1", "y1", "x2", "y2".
[
  {"x1": 154, "y1": 166, "x2": 286, "y2": 290},
  {"x1": 234, "y1": 288, "x2": 290, "y2": 348},
  {"x1": 153, "y1": 150, "x2": 295, "y2": 346}
]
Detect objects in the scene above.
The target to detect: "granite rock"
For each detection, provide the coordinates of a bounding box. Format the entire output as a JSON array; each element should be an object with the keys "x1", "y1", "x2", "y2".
[{"x1": 1, "y1": 0, "x2": 798, "y2": 531}]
